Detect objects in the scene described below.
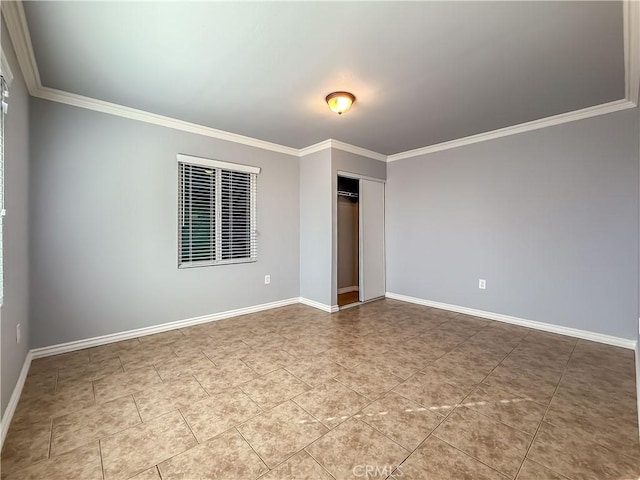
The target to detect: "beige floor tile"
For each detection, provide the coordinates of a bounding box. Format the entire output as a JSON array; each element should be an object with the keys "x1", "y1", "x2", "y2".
[
  {"x1": 193, "y1": 358, "x2": 258, "y2": 394},
  {"x1": 19, "y1": 370, "x2": 57, "y2": 400},
  {"x1": 334, "y1": 363, "x2": 403, "y2": 399},
  {"x1": 181, "y1": 388, "x2": 262, "y2": 442},
  {"x1": 544, "y1": 393, "x2": 640, "y2": 459},
  {"x1": 0, "y1": 420, "x2": 52, "y2": 476},
  {"x1": 306, "y1": 417, "x2": 409, "y2": 480},
  {"x1": 528, "y1": 421, "x2": 640, "y2": 480},
  {"x1": 463, "y1": 382, "x2": 547, "y2": 434},
  {"x1": 259, "y1": 451, "x2": 333, "y2": 480},
  {"x1": 93, "y1": 365, "x2": 162, "y2": 403},
  {"x1": 118, "y1": 344, "x2": 178, "y2": 371},
  {"x1": 202, "y1": 340, "x2": 253, "y2": 363},
  {"x1": 158, "y1": 429, "x2": 268, "y2": 479},
  {"x1": 396, "y1": 436, "x2": 508, "y2": 480},
  {"x1": 56, "y1": 357, "x2": 123, "y2": 389},
  {"x1": 434, "y1": 407, "x2": 532, "y2": 478},
  {"x1": 284, "y1": 356, "x2": 348, "y2": 386},
  {"x1": 133, "y1": 375, "x2": 208, "y2": 422},
  {"x1": 358, "y1": 391, "x2": 442, "y2": 450},
  {"x1": 238, "y1": 401, "x2": 328, "y2": 468},
  {"x1": 154, "y1": 355, "x2": 215, "y2": 381},
  {"x1": 129, "y1": 467, "x2": 162, "y2": 480},
  {"x1": 51, "y1": 394, "x2": 141, "y2": 456},
  {"x1": 88, "y1": 338, "x2": 141, "y2": 363},
  {"x1": 393, "y1": 370, "x2": 469, "y2": 414},
  {"x1": 293, "y1": 379, "x2": 370, "y2": 428},
  {"x1": 100, "y1": 410, "x2": 197, "y2": 480},
  {"x1": 516, "y1": 459, "x2": 570, "y2": 480},
  {"x1": 137, "y1": 329, "x2": 185, "y2": 347},
  {"x1": 11, "y1": 381, "x2": 95, "y2": 426},
  {"x1": 483, "y1": 364, "x2": 559, "y2": 404},
  {"x1": 242, "y1": 349, "x2": 297, "y2": 375},
  {"x1": 240, "y1": 369, "x2": 310, "y2": 409},
  {"x1": 29, "y1": 350, "x2": 90, "y2": 375},
  {"x1": 4, "y1": 443, "x2": 102, "y2": 480}
]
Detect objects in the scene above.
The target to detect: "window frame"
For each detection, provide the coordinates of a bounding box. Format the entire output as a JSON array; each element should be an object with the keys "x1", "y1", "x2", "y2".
[{"x1": 176, "y1": 154, "x2": 260, "y2": 269}]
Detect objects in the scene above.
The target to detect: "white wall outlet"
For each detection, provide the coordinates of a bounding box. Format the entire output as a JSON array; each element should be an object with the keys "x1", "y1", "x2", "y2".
[
  {"x1": 16, "y1": 323, "x2": 21, "y2": 343},
  {"x1": 479, "y1": 279, "x2": 486, "y2": 290},
  {"x1": 264, "y1": 275, "x2": 271, "y2": 285}
]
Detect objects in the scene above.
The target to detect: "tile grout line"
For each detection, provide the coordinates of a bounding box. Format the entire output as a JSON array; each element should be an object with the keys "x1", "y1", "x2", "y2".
[
  {"x1": 177, "y1": 409, "x2": 199, "y2": 445},
  {"x1": 233, "y1": 425, "x2": 271, "y2": 474},
  {"x1": 513, "y1": 340, "x2": 578, "y2": 479},
  {"x1": 98, "y1": 439, "x2": 106, "y2": 480}
]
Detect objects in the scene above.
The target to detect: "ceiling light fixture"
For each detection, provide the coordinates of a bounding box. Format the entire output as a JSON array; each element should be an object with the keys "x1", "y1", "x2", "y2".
[{"x1": 326, "y1": 91, "x2": 355, "y2": 115}]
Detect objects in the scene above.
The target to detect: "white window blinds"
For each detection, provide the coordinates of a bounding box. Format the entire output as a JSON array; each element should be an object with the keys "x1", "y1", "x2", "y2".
[
  {"x1": 0, "y1": 75, "x2": 8, "y2": 302},
  {"x1": 178, "y1": 155, "x2": 259, "y2": 267}
]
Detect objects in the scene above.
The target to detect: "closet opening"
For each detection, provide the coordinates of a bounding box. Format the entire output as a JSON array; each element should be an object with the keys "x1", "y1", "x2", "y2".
[{"x1": 337, "y1": 175, "x2": 360, "y2": 308}]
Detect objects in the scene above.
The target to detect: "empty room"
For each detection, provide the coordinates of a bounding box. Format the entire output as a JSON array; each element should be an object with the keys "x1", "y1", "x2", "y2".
[{"x1": 0, "y1": 1, "x2": 639, "y2": 479}]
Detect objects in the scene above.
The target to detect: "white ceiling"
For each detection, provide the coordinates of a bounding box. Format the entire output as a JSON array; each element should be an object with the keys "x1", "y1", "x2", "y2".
[{"x1": 22, "y1": 1, "x2": 625, "y2": 155}]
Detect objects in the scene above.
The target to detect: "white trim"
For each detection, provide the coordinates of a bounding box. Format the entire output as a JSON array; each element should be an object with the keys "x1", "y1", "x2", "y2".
[
  {"x1": 299, "y1": 297, "x2": 339, "y2": 313},
  {"x1": 176, "y1": 154, "x2": 260, "y2": 174},
  {"x1": 624, "y1": 0, "x2": 640, "y2": 104},
  {"x1": 299, "y1": 139, "x2": 332, "y2": 157},
  {"x1": 330, "y1": 139, "x2": 387, "y2": 162},
  {"x1": 0, "y1": 351, "x2": 32, "y2": 449},
  {"x1": 299, "y1": 139, "x2": 386, "y2": 162},
  {"x1": 0, "y1": 1, "x2": 39, "y2": 94},
  {"x1": 31, "y1": 298, "x2": 299, "y2": 359},
  {"x1": 387, "y1": 99, "x2": 637, "y2": 162},
  {"x1": 385, "y1": 292, "x2": 637, "y2": 350},
  {"x1": 337, "y1": 170, "x2": 386, "y2": 184},
  {"x1": 338, "y1": 286, "x2": 359, "y2": 294},
  {"x1": 0, "y1": 49, "x2": 14, "y2": 86}
]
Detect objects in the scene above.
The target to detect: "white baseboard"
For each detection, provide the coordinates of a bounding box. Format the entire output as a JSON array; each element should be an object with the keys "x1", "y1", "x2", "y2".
[
  {"x1": 1, "y1": 351, "x2": 32, "y2": 449},
  {"x1": 385, "y1": 292, "x2": 636, "y2": 350},
  {"x1": 299, "y1": 297, "x2": 339, "y2": 313},
  {"x1": 31, "y1": 297, "x2": 300, "y2": 359},
  {"x1": 338, "y1": 286, "x2": 359, "y2": 294}
]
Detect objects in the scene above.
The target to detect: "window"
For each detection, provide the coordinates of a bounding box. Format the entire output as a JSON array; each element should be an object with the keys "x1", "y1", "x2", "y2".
[
  {"x1": 177, "y1": 154, "x2": 259, "y2": 267},
  {"x1": 0, "y1": 72, "x2": 8, "y2": 302}
]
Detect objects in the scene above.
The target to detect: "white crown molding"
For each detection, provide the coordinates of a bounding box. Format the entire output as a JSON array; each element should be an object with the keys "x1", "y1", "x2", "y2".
[
  {"x1": 299, "y1": 139, "x2": 333, "y2": 157},
  {"x1": 299, "y1": 139, "x2": 386, "y2": 162},
  {"x1": 1, "y1": 1, "x2": 39, "y2": 94},
  {"x1": 3, "y1": 0, "x2": 639, "y2": 162},
  {"x1": 624, "y1": 0, "x2": 640, "y2": 104},
  {"x1": 387, "y1": 99, "x2": 637, "y2": 162},
  {"x1": 386, "y1": 292, "x2": 637, "y2": 350},
  {"x1": 0, "y1": 351, "x2": 32, "y2": 449},
  {"x1": 330, "y1": 139, "x2": 387, "y2": 162}
]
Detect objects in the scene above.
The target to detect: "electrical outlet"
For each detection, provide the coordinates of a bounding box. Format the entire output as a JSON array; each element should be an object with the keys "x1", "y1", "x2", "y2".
[
  {"x1": 264, "y1": 275, "x2": 271, "y2": 285},
  {"x1": 479, "y1": 279, "x2": 486, "y2": 290},
  {"x1": 16, "y1": 324, "x2": 21, "y2": 344}
]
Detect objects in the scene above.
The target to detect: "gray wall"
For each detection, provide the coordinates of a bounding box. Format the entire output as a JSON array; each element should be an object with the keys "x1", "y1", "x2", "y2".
[
  {"x1": 387, "y1": 107, "x2": 639, "y2": 340},
  {"x1": 331, "y1": 149, "x2": 386, "y2": 305},
  {"x1": 299, "y1": 149, "x2": 332, "y2": 306},
  {"x1": 1, "y1": 19, "x2": 31, "y2": 416},
  {"x1": 29, "y1": 99, "x2": 300, "y2": 348}
]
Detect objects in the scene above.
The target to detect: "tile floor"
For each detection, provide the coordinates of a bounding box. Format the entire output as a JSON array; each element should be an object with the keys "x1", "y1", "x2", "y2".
[{"x1": 1, "y1": 299, "x2": 639, "y2": 479}]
